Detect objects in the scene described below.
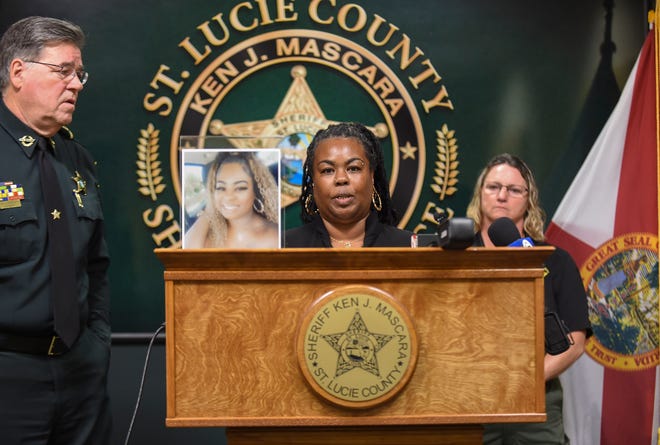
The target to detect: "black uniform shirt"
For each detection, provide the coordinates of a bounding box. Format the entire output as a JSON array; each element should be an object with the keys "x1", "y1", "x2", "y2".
[
  {"x1": 473, "y1": 232, "x2": 592, "y2": 336},
  {"x1": 0, "y1": 98, "x2": 110, "y2": 339}
]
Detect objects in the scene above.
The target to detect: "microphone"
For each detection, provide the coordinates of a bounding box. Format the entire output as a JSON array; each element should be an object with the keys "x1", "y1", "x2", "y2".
[
  {"x1": 436, "y1": 213, "x2": 475, "y2": 249},
  {"x1": 411, "y1": 214, "x2": 475, "y2": 249},
  {"x1": 487, "y1": 217, "x2": 534, "y2": 247}
]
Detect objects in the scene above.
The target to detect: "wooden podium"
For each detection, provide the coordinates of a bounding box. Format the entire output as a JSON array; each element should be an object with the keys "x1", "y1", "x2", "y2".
[{"x1": 155, "y1": 247, "x2": 552, "y2": 445}]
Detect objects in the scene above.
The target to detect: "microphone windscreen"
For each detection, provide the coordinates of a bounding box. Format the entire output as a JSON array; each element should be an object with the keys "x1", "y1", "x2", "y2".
[{"x1": 487, "y1": 217, "x2": 521, "y2": 247}]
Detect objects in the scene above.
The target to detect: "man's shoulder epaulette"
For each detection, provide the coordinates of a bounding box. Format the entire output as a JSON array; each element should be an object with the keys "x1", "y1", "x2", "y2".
[{"x1": 58, "y1": 126, "x2": 74, "y2": 140}]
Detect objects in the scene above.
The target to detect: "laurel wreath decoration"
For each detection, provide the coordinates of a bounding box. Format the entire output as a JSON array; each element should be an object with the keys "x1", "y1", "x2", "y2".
[
  {"x1": 136, "y1": 123, "x2": 166, "y2": 201},
  {"x1": 430, "y1": 124, "x2": 459, "y2": 201}
]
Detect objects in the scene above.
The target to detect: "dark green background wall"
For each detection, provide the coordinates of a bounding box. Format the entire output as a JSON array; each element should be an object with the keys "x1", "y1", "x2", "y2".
[
  {"x1": 0, "y1": 1, "x2": 649, "y2": 443},
  {"x1": 0, "y1": 0, "x2": 647, "y2": 333}
]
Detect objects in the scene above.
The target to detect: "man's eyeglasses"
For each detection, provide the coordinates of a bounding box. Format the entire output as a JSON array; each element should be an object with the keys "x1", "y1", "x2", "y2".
[
  {"x1": 24, "y1": 60, "x2": 88, "y2": 85},
  {"x1": 483, "y1": 182, "x2": 528, "y2": 198}
]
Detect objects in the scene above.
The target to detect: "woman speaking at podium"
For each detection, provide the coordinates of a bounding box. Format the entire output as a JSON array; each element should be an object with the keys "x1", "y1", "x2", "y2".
[{"x1": 284, "y1": 122, "x2": 411, "y2": 248}]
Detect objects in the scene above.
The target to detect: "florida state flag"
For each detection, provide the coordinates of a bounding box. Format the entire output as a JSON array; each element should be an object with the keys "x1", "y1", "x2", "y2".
[{"x1": 545, "y1": 14, "x2": 660, "y2": 445}]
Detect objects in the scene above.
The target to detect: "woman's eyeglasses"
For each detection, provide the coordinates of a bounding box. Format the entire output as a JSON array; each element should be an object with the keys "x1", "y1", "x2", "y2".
[{"x1": 483, "y1": 182, "x2": 528, "y2": 198}]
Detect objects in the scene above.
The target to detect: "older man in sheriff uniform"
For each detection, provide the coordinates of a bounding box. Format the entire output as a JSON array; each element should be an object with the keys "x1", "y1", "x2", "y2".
[{"x1": 0, "y1": 16, "x2": 112, "y2": 444}]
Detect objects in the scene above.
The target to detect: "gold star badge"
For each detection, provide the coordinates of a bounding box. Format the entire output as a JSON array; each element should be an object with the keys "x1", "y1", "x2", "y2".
[
  {"x1": 322, "y1": 311, "x2": 393, "y2": 378},
  {"x1": 51, "y1": 209, "x2": 61, "y2": 220},
  {"x1": 206, "y1": 65, "x2": 387, "y2": 207}
]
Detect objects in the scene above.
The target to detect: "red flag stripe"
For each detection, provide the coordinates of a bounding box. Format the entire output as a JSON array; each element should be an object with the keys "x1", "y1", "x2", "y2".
[
  {"x1": 546, "y1": 24, "x2": 659, "y2": 445},
  {"x1": 615, "y1": 32, "x2": 658, "y2": 235},
  {"x1": 545, "y1": 222, "x2": 595, "y2": 268},
  {"x1": 602, "y1": 26, "x2": 659, "y2": 445}
]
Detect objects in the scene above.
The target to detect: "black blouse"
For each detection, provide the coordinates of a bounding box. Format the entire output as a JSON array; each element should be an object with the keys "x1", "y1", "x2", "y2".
[{"x1": 284, "y1": 211, "x2": 413, "y2": 248}]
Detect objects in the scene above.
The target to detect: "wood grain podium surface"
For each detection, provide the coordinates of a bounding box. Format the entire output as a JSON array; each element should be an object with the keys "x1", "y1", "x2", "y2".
[{"x1": 156, "y1": 247, "x2": 551, "y2": 433}]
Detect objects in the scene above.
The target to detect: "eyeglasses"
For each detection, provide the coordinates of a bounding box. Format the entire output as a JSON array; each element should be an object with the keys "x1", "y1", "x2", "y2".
[
  {"x1": 24, "y1": 60, "x2": 88, "y2": 85},
  {"x1": 483, "y1": 182, "x2": 528, "y2": 198}
]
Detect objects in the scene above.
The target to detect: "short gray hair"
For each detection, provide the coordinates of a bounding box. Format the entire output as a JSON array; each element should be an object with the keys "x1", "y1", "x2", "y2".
[{"x1": 0, "y1": 16, "x2": 85, "y2": 91}]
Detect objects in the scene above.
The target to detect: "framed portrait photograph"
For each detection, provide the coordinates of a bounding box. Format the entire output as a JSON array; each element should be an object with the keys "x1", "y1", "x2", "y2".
[{"x1": 181, "y1": 148, "x2": 282, "y2": 248}]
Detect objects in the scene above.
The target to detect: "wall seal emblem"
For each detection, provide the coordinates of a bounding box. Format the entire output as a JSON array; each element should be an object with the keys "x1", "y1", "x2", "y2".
[{"x1": 137, "y1": 2, "x2": 461, "y2": 246}]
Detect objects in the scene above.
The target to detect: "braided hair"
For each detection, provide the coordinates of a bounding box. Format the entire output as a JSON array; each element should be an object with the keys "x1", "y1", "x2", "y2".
[{"x1": 298, "y1": 122, "x2": 398, "y2": 225}]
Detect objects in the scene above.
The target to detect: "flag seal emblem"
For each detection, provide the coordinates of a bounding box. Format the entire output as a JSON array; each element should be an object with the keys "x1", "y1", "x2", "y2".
[{"x1": 580, "y1": 232, "x2": 659, "y2": 371}]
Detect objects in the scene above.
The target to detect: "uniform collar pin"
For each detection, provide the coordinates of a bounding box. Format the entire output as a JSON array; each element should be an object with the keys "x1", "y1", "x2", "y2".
[{"x1": 18, "y1": 135, "x2": 36, "y2": 147}]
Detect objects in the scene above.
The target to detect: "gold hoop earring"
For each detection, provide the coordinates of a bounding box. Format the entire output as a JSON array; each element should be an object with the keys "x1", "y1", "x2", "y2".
[
  {"x1": 253, "y1": 198, "x2": 265, "y2": 214},
  {"x1": 372, "y1": 189, "x2": 383, "y2": 211},
  {"x1": 304, "y1": 194, "x2": 317, "y2": 215}
]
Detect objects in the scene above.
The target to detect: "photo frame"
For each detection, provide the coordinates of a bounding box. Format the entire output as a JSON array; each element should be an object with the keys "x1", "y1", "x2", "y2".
[{"x1": 181, "y1": 148, "x2": 282, "y2": 248}]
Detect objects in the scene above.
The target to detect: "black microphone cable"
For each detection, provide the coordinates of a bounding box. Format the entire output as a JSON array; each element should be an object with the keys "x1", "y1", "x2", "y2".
[{"x1": 124, "y1": 322, "x2": 166, "y2": 445}]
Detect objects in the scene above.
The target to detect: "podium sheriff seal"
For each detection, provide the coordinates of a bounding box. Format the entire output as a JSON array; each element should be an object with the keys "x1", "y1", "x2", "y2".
[{"x1": 297, "y1": 285, "x2": 418, "y2": 409}]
